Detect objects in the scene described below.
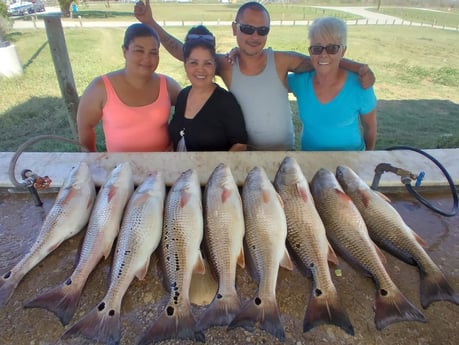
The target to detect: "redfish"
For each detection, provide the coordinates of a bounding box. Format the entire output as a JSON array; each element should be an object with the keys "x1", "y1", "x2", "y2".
[
  {"x1": 228, "y1": 166, "x2": 292, "y2": 341},
  {"x1": 273, "y1": 157, "x2": 353, "y2": 335},
  {"x1": 0, "y1": 162, "x2": 96, "y2": 307},
  {"x1": 25, "y1": 162, "x2": 134, "y2": 325},
  {"x1": 138, "y1": 169, "x2": 205, "y2": 345},
  {"x1": 62, "y1": 171, "x2": 165, "y2": 345},
  {"x1": 311, "y1": 168, "x2": 426, "y2": 330},
  {"x1": 336, "y1": 164, "x2": 459, "y2": 309}
]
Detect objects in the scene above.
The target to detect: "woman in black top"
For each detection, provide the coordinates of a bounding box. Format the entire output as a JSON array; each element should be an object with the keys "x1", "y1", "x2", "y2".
[{"x1": 168, "y1": 26, "x2": 248, "y2": 151}]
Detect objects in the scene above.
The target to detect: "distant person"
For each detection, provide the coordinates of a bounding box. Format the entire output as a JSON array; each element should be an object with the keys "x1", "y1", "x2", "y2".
[
  {"x1": 77, "y1": 23, "x2": 181, "y2": 152},
  {"x1": 288, "y1": 17, "x2": 377, "y2": 150},
  {"x1": 169, "y1": 25, "x2": 248, "y2": 151},
  {"x1": 135, "y1": 0, "x2": 374, "y2": 151}
]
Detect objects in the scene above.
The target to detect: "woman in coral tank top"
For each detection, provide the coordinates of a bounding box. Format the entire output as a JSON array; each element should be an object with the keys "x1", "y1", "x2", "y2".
[{"x1": 77, "y1": 23, "x2": 181, "y2": 152}]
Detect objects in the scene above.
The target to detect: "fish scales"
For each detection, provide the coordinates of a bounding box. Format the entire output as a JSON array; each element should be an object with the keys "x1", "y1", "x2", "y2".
[
  {"x1": 310, "y1": 168, "x2": 426, "y2": 331},
  {"x1": 229, "y1": 166, "x2": 292, "y2": 342},
  {"x1": 25, "y1": 162, "x2": 134, "y2": 326},
  {"x1": 273, "y1": 157, "x2": 353, "y2": 335},
  {"x1": 336, "y1": 165, "x2": 459, "y2": 309},
  {"x1": 138, "y1": 169, "x2": 205, "y2": 345},
  {"x1": 197, "y1": 163, "x2": 245, "y2": 331},
  {"x1": 0, "y1": 162, "x2": 96, "y2": 308},
  {"x1": 62, "y1": 171, "x2": 165, "y2": 345}
]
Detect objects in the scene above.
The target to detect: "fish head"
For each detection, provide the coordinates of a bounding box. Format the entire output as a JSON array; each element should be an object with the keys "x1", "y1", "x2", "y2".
[
  {"x1": 274, "y1": 156, "x2": 305, "y2": 188},
  {"x1": 244, "y1": 166, "x2": 271, "y2": 191},
  {"x1": 138, "y1": 171, "x2": 165, "y2": 196},
  {"x1": 109, "y1": 162, "x2": 134, "y2": 187},
  {"x1": 207, "y1": 163, "x2": 233, "y2": 188},
  {"x1": 173, "y1": 169, "x2": 201, "y2": 195},
  {"x1": 67, "y1": 162, "x2": 93, "y2": 189},
  {"x1": 311, "y1": 168, "x2": 342, "y2": 196},
  {"x1": 336, "y1": 165, "x2": 364, "y2": 193}
]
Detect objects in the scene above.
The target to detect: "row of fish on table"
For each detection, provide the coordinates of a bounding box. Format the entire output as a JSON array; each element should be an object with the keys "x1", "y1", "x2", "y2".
[{"x1": 0, "y1": 157, "x2": 458, "y2": 345}]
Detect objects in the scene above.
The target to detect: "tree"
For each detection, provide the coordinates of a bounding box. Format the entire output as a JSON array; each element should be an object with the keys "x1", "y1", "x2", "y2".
[{"x1": 58, "y1": 0, "x2": 75, "y2": 17}]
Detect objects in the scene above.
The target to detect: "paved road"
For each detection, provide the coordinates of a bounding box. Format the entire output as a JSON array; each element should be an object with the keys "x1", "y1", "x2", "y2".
[{"x1": 10, "y1": 6, "x2": 457, "y2": 31}]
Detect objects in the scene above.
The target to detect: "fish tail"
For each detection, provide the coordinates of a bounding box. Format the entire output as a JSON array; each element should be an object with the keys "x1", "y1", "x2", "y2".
[
  {"x1": 228, "y1": 295, "x2": 285, "y2": 341},
  {"x1": 196, "y1": 291, "x2": 241, "y2": 331},
  {"x1": 374, "y1": 286, "x2": 427, "y2": 330},
  {"x1": 61, "y1": 300, "x2": 121, "y2": 345},
  {"x1": 137, "y1": 304, "x2": 205, "y2": 345},
  {"x1": 0, "y1": 271, "x2": 20, "y2": 307},
  {"x1": 303, "y1": 286, "x2": 354, "y2": 336},
  {"x1": 24, "y1": 280, "x2": 82, "y2": 325},
  {"x1": 420, "y1": 270, "x2": 459, "y2": 309}
]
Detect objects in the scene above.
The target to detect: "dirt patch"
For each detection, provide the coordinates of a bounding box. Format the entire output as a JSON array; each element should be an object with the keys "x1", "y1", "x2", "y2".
[{"x1": 0, "y1": 190, "x2": 458, "y2": 345}]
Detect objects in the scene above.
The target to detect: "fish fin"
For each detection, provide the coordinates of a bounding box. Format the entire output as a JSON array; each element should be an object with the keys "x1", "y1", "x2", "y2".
[
  {"x1": 419, "y1": 269, "x2": 459, "y2": 309},
  {"x1": 228, "y1": 294, "x2": 285, "y2": 341},
  {"x1": 180, "y1": 190, "x2": 191, "y2": 208},
  {"x1": 193, "y1": 252, "x2": 206, "y2": 275},
  {"x1": 107, "y1": 185, "x2": 118, "y2": 202},
  {"x1": 196, "y1": 290, "x2": 241, "y2": 331},
  {"x1": 276, "y1": 192, "x2": 285, "y2": 208},
  {"x1": 221, "y1": 187, "x2": 232, "y2": 203},
  {"x1": 62, "y1": 188, "x2": 77, "y2": 205},
  {"x1": 279, "y1": 248, "x2": 293, "y2": 271},
  {"x1": 303, "y1": 284, "x2": 354, "y2": 336},
  {"x1": 327, "y1": 244, "x2": 340, "y2": 266},
  {"x1": 262, "y1": 190, "x2": 271, "y2": 204},
  {"x1": 237, "y1": 246, "x2": 245, "y2": 269},
  {"x1": 61, "y1": 300, "x2": 121, "y2": 344},
  {"x1": 412, "y1": 230, "x2": 428, "y2": 248},
  {"x1": 373, "y1": 242, "x2": 387, "y2": 265},
  {"x1": 135, "y1": 257, "x2": 151, "y2": 281},
  {"x1": 374, "y1": 286, "x2": 426, "y2": 330},
  {"x1": 0, "y1": 272, "x2": 20, "y2": 307},
  {"x1": 137, "y1": 303, "x2": 205, "y2": 344},
  {"x1": 296, "y1": 183, "x2": 309, "y2": 203},
  {"x1": 335, "y1": 189, "x2": 353, "y2": 203},
  {"x1": 24, "y1": 279, "x2": 83, "y2": 326},
  {"x1": 376, "y1": 190, "x2": 392, "y2": 203},
  {"x1": 357, "y1": 189, "x2": 372, "y2": 208}
]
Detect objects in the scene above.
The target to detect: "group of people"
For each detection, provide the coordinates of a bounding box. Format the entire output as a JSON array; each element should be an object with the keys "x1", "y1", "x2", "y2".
[{"x1": 77, "y1": 1, "x2": 377, "y2": 153}]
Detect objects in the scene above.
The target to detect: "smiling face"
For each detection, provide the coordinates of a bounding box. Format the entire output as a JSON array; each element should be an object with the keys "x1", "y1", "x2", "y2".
[
  {"x1": 232, "y1": 7, "x2": 270, "y2": 57},
  {"x1": 184, "y1": 46, "x2": 216, "y2": 86},
  {"x1": 123, "y1": 36, "x2": 160, "y2": 76}
]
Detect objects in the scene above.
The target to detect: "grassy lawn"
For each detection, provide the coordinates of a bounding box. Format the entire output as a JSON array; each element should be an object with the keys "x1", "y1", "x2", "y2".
[{"x1": 1, "y1": 3, "x2": 459, "y2": 152}]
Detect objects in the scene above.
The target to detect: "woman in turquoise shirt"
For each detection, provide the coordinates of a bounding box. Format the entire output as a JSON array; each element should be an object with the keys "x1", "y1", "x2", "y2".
[{"x1": 288, "y1": 17, "x2": 377, "y2": 151}]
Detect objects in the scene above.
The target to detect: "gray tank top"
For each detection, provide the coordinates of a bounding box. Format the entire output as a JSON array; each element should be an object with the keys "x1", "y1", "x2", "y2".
[{"x1": 230, "y1": 47, "x2": 294, "y2": 151}]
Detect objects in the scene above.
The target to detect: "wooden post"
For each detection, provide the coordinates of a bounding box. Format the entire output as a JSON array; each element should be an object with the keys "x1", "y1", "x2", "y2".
[{"x1": 44, "y1": 15, "x2": 79, "y2": 141}]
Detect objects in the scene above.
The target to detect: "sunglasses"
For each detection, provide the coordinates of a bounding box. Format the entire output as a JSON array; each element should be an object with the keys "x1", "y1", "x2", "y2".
[
  {"x1": 235, "y1": 22, "x2": 270, "y2": 36},
  {"x1": 186, "y1": 34, "x2": 215, "y2": 43},
  {"x1": 308, "y1": 44, "x2": 341, "y2": 55}
]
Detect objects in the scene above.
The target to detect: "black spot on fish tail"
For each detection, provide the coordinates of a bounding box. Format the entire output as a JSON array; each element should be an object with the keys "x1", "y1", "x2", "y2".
[
  {"x1": 228, "y1": 295, "x2": 285, "y2": 341},
  {"x1": 24, "y1": 281, "x2": 83, "y2": 326},
  {"x1": 196, "y1": 291, "x2": 241, "y2": 331},
  {"x1": 374, "y1": 286, "x2": 427, "y2": 330},
  {"x1": 137, "y1": 303, "x2": 204, "y2": 345},
  {"x1": 420, "y1": 269, "x2": 459, "y2": 309},
  {"x1": 0, "y1": 274, "x2": 20, "y2": 308},
  {"x1": 61, "y1": 301, "x2": 121, "y2": 345},
  {"x1": 303, "y1": 283, "x2": 354, "y2": 336}
]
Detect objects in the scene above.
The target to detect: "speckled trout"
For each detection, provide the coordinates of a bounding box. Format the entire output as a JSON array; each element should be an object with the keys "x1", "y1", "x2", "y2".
[
  {"x1": 62, "y1": 171, "x2": 165, "y2": 345},
  {"x1": 24, "y1": 162, "x2": 134, "y2": 325},
  {"x1": 310, "y1": 168, "x2": 426, "y2": 331},
  {"x1": 138, "y1": 169, "x2": 205, "y2": 345},
  {"x1": 273, "y1": 157, "x2": 354, "y2": 335},
  {"x1": 196, "y1": 163, "x2": 245, "y2": 331},
  {"x1": 228, "y1": 166, "x2": 293, "y2": 341},
  {"x1": 0, "y1": 162, "x2": 96, "y2": 308},
  {"x1": 336, "y1": 165, "x2": 459, "y2": 309}
]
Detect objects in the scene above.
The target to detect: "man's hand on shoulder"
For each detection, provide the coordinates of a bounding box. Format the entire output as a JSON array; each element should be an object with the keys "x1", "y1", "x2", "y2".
[{"x1": 359, "y1": 64, "x2": 375, "y2": 89}]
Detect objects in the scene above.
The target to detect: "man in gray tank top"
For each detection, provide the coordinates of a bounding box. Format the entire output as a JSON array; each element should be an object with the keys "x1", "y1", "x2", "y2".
[{"x1": 135, "y1": 1, "x2": 374, "y2": 151}]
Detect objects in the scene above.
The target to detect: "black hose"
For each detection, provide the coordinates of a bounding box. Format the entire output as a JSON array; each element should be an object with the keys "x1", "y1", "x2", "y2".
[{"x1": 385, "y1": 145, "x2": 458, "y2": 217}]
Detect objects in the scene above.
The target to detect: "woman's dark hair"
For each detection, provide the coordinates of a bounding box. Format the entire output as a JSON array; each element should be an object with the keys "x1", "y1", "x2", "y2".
[
  {"x1": 183, "y1": 25, "x2": 216, "y2": 61},
  {"x1": 123, "y1": 23, "x2": 160, "y2": 49}
]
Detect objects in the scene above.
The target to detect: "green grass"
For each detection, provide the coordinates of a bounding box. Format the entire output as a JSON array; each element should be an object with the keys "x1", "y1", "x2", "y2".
[
  {"x1": 371, "y1": 6, "x2": 459, "y2": 28},
  {"x1": 1, "y1": 5, "x2": 459, "y2": 152}
]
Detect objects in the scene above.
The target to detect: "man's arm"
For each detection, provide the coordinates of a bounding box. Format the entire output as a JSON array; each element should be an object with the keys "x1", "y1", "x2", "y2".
[
  {"x1": 340, "y1": 59, "x2": 375, "y2": 89},
  {"x1": 134, "y1": 0, "x2": 184, "y2": 61}
]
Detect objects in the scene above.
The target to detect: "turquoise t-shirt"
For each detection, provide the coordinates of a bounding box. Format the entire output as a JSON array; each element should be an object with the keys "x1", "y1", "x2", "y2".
[{"x1": 288, "y1": 71, "x2": 377, "y2": 151}]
